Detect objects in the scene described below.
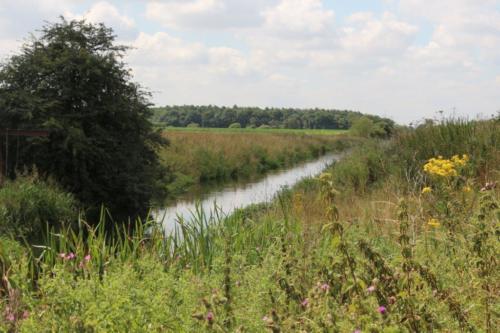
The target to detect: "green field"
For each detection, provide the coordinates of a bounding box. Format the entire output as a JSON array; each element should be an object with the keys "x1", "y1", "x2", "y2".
[{"x1": 158, "y1": 126, "x2": 349, "y2": 136}]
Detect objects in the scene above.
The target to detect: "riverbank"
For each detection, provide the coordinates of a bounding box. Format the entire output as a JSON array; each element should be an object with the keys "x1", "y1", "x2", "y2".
[
  {"x1": 159, "y1": 128, "x2": 353, "y2": 197},
  {"x1": 157, "y1": 153, "x2": 339, "y2": 233},
  {"x1": 1, "y1": 119, "x2": 499, "y2": 332}
]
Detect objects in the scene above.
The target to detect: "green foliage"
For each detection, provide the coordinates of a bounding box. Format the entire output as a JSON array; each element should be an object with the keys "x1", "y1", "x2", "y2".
[
  {"x1": 151, "y1": 105, "x2": 395, "y2": 134},
  {"x1": 392, "y1": 118, "x2": 500, "y2": 183},
  {"x1": 0, "y1": 175, "x2": 77, "y2": 240},
  {"x1": 187, "y1": 122, "x2": 200, "y2": 128},
  {"x1": 0, "y1": 118, "x2": 498, "y2": 331},
  {"x1": 350, "y1": 116, "x2": 388, "y2": 138},
  {"x1": 0, "y1": 18, "x2": 167, "y2": 222},
  {"x1": 228, "y1": 122, "x2": 241, "y2": 128},
  {"x1": 329, "y1": 142, "x2": 390, "y2": 193}
]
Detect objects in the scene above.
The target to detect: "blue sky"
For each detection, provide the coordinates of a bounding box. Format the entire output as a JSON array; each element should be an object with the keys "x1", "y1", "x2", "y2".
[{"x1": 1, "y1": 0, "x2": 499, "y2": 123}]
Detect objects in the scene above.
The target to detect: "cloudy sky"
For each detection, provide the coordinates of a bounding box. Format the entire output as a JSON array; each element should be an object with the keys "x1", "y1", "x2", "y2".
[{"x1": 1, "y1": 0, "x2": 499, "y2": 123}]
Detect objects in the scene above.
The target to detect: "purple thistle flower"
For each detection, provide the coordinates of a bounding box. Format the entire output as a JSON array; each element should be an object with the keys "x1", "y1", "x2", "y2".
[
  {"x1": 377, "y1": 306, "x2": 387, "y2": 314},
  {"x1": 301, "y1": 298, "x2": 309, "y2": 307},
  {"x1": 84, "y1": 254, "x2": 91, "y2": 262},
  {"x1": 367, "y1": 285, "x2": 376, "y2": 293},
  {"x1": 6, "y1": 313, "x2": 15, "y2": 322},
  {"x1": 65, "y1": 252, "x2": 75, "y2": 260},
  {"x1": 354, "y1": 330, "x2": 361, "y2": 333},
  {"x1": 320, "y1": 283, "x2": 330, "y2": 292},
  {"x1": 206, "y1": 311, "x2": 214, "y2": 322}
]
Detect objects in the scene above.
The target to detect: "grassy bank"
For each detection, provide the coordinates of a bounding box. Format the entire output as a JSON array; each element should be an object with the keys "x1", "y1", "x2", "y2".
[
  {"x1": 1, "y1": 119, "x2": 499, "y2": 332},
  {"x1": 160, "y1": 129, "x2": 352, "y2": 196}
]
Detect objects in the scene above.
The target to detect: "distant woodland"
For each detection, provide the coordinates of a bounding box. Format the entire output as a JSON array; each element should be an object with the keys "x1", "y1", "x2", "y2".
[{"x1": 151, "y1": 105, "x2": 395, "y2": 132}]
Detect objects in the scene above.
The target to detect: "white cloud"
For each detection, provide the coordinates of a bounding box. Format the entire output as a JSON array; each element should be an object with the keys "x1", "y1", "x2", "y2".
[
  {"x1": 128, "y1": 32, "x2": 206, "y2": 66},
  {"x1": 339, "y1": 12, "x2": 417, "y2": 57},
  {"x1": 145, "y1": 0, "x2": 272, "y2": 29},
  {"x1": 262, "y1": 0, "x2": 334, "y2": 35},
  {"x1": 69, "y1": 1, "x2": 135, "y2": 29}
]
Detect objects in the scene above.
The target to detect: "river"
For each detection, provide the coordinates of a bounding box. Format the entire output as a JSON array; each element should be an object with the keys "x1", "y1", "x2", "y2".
[{"x1": 156, "y1": 153, "x2": 339, "y2": 233}]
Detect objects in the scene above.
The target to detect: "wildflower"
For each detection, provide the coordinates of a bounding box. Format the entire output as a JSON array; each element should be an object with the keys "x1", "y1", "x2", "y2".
[
  {"x1": 423, "y1": 154, "x2": 467, "y2": 178},
  {"x1": 367, "y1": 285, "x2": 376, "y2": 293},
  {"x1": 5, "y1": 312, "x2": 15, "y2": 322},
  {"x1": 301, "y1": 298, "x2": 309, "y2": 307},
  {"x1": 427, "y1": 218, "x2": 440, "y2": 227},
  {"x1": 206, "y1": 311, "x2": 214, "y2": 322},
  {"x1": 354, "y1": 330, "x2": 361, "y2": 333},
  {"x1": 22, "y1": 311, "x2": 29, "y2": 319},
  {"x1": 462, "y1": 186, "x2": 472, "y2": 193},
  {"x1": 65, "y1": 252, "x2": 75, "y2": 260},
  {"x1": 421, "y1": 187, "x2": 432, "y2": 194},
  {"x1": 84, "y1": 254, "x2": 91, "y2": 262},
  {"x1": 320, "y1": 283, "x2": 330, "y2": 292},
  {"x1": 377, "y1": 306, "x2": 387, "y2": 314}
]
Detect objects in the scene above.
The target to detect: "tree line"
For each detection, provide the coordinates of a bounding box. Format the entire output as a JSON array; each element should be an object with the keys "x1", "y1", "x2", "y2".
[{"x1": 151, "y1": 105, "x2": 395, "y2": 133}]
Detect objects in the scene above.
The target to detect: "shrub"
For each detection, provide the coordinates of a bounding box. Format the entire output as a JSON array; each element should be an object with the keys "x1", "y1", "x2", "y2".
[
  {"x1": 0, "y1": 176, "x2": 77, "y2": 240},
  {"x1": 187, "y1": 122, "x2": 200, "y2": 128},
  {"x1": 228, "y1": 122, "x2": 241, "y2": 129},
  {"x1": 329, "y1": 142, "x2": 389, "y2": 193}
]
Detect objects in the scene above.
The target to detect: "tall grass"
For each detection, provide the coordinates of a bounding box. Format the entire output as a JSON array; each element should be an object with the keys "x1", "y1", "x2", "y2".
[
  {"x1": 160, "y1": 130, "x2": 353, "y2": 196},
  {"x1": 1, "y1": 118, "x2": 498, "y2": 332}
]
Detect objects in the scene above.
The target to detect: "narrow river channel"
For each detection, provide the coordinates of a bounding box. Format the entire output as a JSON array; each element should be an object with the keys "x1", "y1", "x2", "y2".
[{"x1": 156, "y1": 153, "x2": 339, "y2": 233}]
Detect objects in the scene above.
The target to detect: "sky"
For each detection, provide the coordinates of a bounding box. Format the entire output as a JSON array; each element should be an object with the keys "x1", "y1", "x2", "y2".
[{"x1": 0, "y1": 0, "x2": 499, "y2": 124}]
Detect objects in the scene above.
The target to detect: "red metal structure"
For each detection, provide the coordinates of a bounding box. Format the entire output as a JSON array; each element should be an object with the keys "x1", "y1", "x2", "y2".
[{"x1": 0, "y1": 128, "x2": 50, "y2": 184}]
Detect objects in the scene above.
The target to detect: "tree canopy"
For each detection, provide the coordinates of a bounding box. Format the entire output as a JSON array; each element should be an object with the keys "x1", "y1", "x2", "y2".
[{"x1": 0, "y1": 18, "x2": 166, "y2": 222}]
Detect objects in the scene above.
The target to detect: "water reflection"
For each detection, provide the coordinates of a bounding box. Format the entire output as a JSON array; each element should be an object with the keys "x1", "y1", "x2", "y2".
[{"x1": 156, "y1": 153, "x2": 338, "y2": 233}]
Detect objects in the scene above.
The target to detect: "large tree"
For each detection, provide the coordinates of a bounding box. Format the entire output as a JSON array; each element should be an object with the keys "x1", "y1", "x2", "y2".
[{"x1": 0, "y1": 18, "x2": 167, "y2": 222}]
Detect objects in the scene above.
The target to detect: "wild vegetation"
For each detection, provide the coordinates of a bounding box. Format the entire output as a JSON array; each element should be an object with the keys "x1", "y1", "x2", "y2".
[
  {"x1": 160, "y1": 128, "x2": 352, "y2": 196},
  {"x1": 1, "y1": 118, "x2": 498, "y2": 332}
]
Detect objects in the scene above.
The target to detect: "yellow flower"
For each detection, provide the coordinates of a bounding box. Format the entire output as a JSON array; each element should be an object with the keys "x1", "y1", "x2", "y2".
[
  {"x1": 463, "y1": 186, "x2": 472, "y2": 193},
  {"x1": 423, "y1": 154, "x2": 468, "y2": 177},
  {"x1": 421, "y1": 187, "x2": 432, "y2": 194},
  {"x1": 427, "y1": 218, "x2": 440, "y2": 227}
]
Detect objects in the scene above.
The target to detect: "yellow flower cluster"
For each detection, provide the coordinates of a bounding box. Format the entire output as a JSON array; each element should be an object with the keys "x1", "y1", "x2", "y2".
[
  {"x1": 427, "y1": 218, "x2": 440, "y2": 227},
  {"x1": 423, "y1": 154, "x2": 468, "y2": 177}
]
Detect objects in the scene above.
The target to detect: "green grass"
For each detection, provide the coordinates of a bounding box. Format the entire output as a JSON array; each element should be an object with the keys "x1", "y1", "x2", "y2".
[
  {"x1": 1, "y1": 118, "x2": 499, "y2": 332},
  {"x1": 160, "y1": 126, "x2": 348, "y2": 136}
]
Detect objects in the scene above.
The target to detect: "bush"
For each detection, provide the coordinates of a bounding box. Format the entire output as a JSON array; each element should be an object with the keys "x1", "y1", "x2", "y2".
[
  {"x1": 228, "y1": 122, "x2": 241, "y2": 129},
  {"x1": 258, "y1": 125, "x2": 272, "y2": 129},
  {"x1": 0, "y1": 176, "x2": 77, "y2": 240},
  {"x1": 187, "y1": 122, "x2": 200, "y2": 128},
  {"x1": 329, "y1": 142, "x2": 389, "y2": 193}
]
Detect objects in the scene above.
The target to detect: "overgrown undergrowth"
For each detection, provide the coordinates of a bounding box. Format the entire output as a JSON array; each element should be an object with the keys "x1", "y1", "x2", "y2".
[{"x1": 1, "y1": 119, "x2": 499, "y2": 332}]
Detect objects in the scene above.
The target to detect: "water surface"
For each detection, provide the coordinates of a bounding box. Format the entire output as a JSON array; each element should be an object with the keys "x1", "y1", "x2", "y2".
[{"x1": 156, "y1": 153, "x2": 338, "y2": 233}]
